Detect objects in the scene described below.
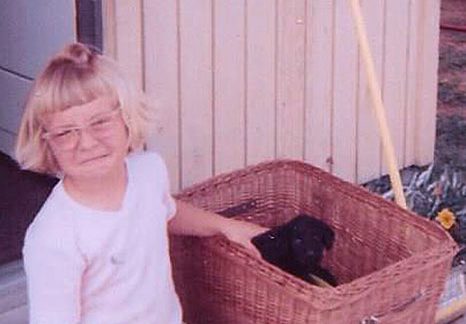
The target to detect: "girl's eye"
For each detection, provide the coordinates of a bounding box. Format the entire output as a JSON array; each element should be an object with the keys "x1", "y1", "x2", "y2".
[
  {"x1": 54, "y1": 129, "x2": 73, "y2": 138},
  {"x1": 91, "y1": 117, "x2": 111, "y2": 128}
]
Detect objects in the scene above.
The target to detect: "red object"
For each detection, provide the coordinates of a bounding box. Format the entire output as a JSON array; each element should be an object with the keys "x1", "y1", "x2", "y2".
[{"x1": 441, "y1": 23, "x2": 466, "y2": 33}]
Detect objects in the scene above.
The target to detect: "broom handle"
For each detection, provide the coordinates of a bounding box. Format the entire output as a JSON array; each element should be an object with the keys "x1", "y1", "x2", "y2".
[{"x1": 348, "y1": 0, "x2": 407, "y2": 209}]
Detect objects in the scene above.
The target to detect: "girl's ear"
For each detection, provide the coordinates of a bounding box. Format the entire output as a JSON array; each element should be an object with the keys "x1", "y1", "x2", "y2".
[{"x1": 44, "y1": 144, "x2": 62, "y2": 176}]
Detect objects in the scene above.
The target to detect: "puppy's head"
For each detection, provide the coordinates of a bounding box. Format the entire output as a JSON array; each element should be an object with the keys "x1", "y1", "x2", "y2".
[
  {"x1": 251, "y1": 225, "x2": 290, "y2": 264},
  {"x1": 289, "y1": 214, "x2": 335, "y2": 267}
]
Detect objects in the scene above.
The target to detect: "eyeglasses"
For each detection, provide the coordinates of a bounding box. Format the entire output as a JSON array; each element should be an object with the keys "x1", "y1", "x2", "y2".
[{"x1": 42, "y1": 109, "x2": 122, "y2": 150}]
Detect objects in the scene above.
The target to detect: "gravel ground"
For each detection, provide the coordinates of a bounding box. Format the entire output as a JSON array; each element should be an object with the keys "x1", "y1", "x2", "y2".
[{"x1": 364, "y1": 0, "x2": 466, "y2": 241}]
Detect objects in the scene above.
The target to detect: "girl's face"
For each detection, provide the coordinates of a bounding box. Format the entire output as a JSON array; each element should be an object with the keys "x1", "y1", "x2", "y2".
[{"x1": 42, "y1": 95, "x2": 129, "y2": 181}]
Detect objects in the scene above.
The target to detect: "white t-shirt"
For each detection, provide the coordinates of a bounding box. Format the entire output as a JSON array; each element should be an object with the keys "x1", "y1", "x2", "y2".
[{"x1": 22, "y1": 151, "x2": 183, "y2": 324}]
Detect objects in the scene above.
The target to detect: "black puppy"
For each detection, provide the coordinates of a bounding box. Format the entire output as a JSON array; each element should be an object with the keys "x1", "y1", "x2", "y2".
[{"x1": 251, "y1": 214, "x2": 337, "y2": 286}]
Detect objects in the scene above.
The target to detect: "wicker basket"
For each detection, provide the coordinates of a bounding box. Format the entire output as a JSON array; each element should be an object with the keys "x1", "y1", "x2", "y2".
[{"x1": 170, "y1": 160, "x2": 458, "y2": 324}]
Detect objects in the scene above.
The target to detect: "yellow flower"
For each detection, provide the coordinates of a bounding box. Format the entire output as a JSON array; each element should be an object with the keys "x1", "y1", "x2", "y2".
[{"x1": 436, "y1": 208, "x2": 456, "y2": 230}]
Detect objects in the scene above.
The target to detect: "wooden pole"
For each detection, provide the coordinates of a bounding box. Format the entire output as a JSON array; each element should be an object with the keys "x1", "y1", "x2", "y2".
[{"x1": 348, "y1": 0, "x2": 407, "y2": 209}]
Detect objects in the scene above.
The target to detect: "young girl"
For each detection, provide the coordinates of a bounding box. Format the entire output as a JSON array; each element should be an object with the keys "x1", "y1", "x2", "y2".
[{"x1": 16, "y1": 43, "x2": 266, "y2": 324}]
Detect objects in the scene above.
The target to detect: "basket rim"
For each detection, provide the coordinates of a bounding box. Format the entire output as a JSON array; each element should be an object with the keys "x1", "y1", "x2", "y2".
[{"x1": 176, "y1": 159, "x2": 455, "y2": 243}]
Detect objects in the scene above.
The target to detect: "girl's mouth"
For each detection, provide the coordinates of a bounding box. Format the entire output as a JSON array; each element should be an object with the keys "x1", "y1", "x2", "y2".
[{"x1": 80, "y1": 154, "x2": 109, "y2": 164}]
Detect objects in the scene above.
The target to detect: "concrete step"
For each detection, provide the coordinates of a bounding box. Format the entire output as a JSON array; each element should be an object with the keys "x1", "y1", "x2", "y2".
[
  {"x1": 0, "y1": 260, "x2": 27, "y2": 314},
  {"x1": 0, "y1": 304, "x2": 27, "y2": 324}
]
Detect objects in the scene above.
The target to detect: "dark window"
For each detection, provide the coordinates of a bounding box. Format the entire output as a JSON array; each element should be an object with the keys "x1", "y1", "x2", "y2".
[{"x1": 76, "y1": 0, "x2": 103, "y2": 51}]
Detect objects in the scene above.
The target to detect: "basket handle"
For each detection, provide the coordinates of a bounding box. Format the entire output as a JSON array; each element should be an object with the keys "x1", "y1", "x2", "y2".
[{"x1": 360, "y1": 290, "x2": 426, "y2": 323}]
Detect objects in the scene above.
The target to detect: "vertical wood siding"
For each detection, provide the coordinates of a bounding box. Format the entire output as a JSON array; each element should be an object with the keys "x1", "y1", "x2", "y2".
[
  {"x1": 246, "y1": 0, "x2": 276, "y2": 166},
  {"x1": 305, "y1": 0, "x2": 333, "y2": 172},
  {"x1": 214, "y1": 0, "x2": 246, "y2": 175},
  {"x1": 276, "y1": 0, "x2": 306, "y2": 160},
  {"x1": 356, "y1": 0, "x2": 384, "y2": 183},
  {"x1": 383, "y1": 0, "x2": 409, "y2": 174},
  {"x1": 105, "y1": 0, "x2": 441, "y2": 191},
  {"x1": 414, "y1": 0, "x2": 441, "y2": 166},
  {"x1": 142, "y1": 0, "x2": 181, "y2": 190},
  {"x1": 333, "y1": 0, "x2": 358, "y2": 181}
]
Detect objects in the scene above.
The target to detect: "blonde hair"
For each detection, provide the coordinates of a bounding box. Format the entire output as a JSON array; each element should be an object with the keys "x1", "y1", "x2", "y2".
[{"x1": 15, "y1": 43, "x2": 153, "y2": 175}]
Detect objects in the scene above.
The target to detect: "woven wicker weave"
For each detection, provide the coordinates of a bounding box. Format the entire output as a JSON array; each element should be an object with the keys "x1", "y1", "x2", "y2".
[{"x1": 170, "y1": 160, "x2": 457, "y2": 324}]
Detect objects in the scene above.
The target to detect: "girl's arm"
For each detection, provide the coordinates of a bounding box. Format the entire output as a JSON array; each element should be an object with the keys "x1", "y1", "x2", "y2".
[{"x1": 167, "y1": 199, "x2": 268, "y2": 256}]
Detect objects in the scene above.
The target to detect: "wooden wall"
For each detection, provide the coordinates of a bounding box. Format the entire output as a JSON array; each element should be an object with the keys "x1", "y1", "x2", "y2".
[{"x1": 104, "y1": 0, "x2": 441, "y2": 192}]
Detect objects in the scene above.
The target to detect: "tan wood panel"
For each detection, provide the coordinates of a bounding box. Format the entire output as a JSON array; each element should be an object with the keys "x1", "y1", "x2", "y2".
[
  {"x1": 332, "y1": 0, "x2": 358, "y2": 182},
  {"x1": 305, "y1": 0, "x2": 333, "y2": 172},
  {"x1": 214, "y1": 0, "x2": 246, "y2": 174},
  {"x1": 382, "y1": 0, "x2": 410, "y2": 174},
  {"x1": 114, "y1": 0, "x2": 144, "y2": 90},
  {"x1": 102, "y1": 0, "x2": 116, "y2": 57},
  {"x1": 356, "y1": 0, "x2": 384, "y2": 183},
  {"x1": 246, "y1": 0, "x2": 276, "y2": 165},
  {"x1": 276, "y1": 0, "x2": 306, "y2": 159},
  {"x1": 104, "y1": 0, "x2": 441, "y2": 187},
  {"x1": 143, "y1": 0, "x2": 180, "y2": 192},
  {"x1": 404, "y1": 0, "x2": 419, "y2": 167},
  {"x1": 179, "y1": 0, "x2": 213, "y2": 187},
  {"x1": 414, "y1": 0, "x2": 440, "y2": 165}
]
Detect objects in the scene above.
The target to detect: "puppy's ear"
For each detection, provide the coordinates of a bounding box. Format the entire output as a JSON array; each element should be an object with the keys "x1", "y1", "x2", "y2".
[
  {"x1": 251, "y1": 225, "x2": 289, "y2": 263},
  {"x1": 321, "y1": 225, "x2": 335, "y2": 250}
]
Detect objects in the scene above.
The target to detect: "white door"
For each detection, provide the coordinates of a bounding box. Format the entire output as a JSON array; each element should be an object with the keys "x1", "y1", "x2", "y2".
[{"x1": 0, "y1": 0, "x2": 76, "y2": 156}]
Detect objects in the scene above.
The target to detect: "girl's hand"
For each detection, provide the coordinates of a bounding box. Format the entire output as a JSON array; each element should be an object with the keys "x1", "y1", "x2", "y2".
[{"x1": 220, "y1": 219, "x2": 269, "y2": 258}]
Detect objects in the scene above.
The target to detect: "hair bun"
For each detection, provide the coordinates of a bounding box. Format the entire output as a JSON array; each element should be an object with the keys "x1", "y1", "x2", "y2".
[{"x1": 61, "y1": 43, "x2": 96, "y2": 65}]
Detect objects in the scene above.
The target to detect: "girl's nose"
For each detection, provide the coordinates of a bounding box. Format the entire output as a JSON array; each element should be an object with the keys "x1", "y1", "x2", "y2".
[{"x1": 76, "y1": 128, "x2": 100, "y2": 150}]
